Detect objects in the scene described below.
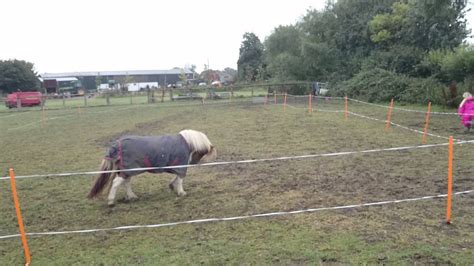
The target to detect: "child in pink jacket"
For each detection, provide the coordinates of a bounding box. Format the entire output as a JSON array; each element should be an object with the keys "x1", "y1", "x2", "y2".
[{"x1": 458, "y1": 92, "x2": 474, "y2": 131}]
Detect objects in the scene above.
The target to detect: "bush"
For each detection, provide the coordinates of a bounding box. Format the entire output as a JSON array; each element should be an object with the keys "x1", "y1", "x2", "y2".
[
  {"x1": 399, "y1": 77, "x2": 445, "y2": 105},
  {"x1": 333, "y1": 68, "x2": 409, "y2": 102},
  {"x1": 330, "y1": 68, "x2": 455, "y2": 106}
]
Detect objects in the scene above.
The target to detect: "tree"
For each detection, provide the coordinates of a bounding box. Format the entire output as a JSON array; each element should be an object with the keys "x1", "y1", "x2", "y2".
[
  {"x1": 0, "y1": 59, "x2": 39, "y2": 94},
  {"x1": 264, "y1": 25, "x2": 304, "y2": 81},
  {"x1": 237, "y1": 32, "x2": 264, "y2": 82},
  {"x1": 222, "y1": 67, "x2": 238, "y2": 83},
  {"x1": 369, "y1": 1, "x2": 470, "y2": 51},
  {"x1": 246, "y1": 0, "x2": 471, "y2": 106},
  {"x1": 369, "y1": 2, "x2": 411, "y2": 47},
  {"x1": 407, "y1": 0, "x2": 470, "y2": 51},
  {"x1": 199, "y1": 69, "x2": 219, "y2": 84}
]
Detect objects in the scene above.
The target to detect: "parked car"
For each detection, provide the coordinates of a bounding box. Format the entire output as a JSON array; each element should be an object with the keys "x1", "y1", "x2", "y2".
[{"x1": 4, "y1": 91, "x2": 43, "y2": 108}]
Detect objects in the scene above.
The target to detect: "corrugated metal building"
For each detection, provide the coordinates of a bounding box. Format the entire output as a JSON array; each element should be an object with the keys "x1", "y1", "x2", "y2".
[{"x1": 40, "y1": 69, "x2": 194, "y2": 92}]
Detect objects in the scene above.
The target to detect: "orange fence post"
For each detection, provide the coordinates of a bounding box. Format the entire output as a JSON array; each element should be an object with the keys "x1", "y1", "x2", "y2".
[
  {"x1": 344, "y1": 96, "x2": 348, "y2": 120},
  {"x1": 283, "y1": 93, "x2": 287, "y2": 112},
  {"x1": 9, "y1": 168, "x2": 32, "y2": 266},
  {"x1": 385, "y1": 98, "x2": 394, "y2": 131},
  {"x1": 446, "y1": 136, "x2": 453, "y2": 224},
  {"x1": 421, "y1": 102, "x2": 432, "y2": 144},
  {"x1": 308, "y1": 94, "x2": 312, "y2": 114}
]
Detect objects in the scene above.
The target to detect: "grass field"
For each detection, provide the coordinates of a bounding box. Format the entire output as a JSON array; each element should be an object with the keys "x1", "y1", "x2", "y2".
[{"x1": 0, "y1": 98, "x2": 473, "y2": 264}]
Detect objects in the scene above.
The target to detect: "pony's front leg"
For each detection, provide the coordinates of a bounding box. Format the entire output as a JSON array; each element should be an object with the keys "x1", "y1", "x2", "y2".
[
  {"x1": 108, "y1": 176, "x2": 125, "y2": 206},
  {"x1": 169, "y1": 175, "x2": 186, "y2": 196},
  {"x1": 124, "y1": 178, "x2": 138, "y2": 200}
]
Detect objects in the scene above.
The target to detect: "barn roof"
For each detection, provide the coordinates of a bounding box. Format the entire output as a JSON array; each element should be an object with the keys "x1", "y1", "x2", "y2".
[{"x1": 40, "y1": 69, "x2": 193, "y2": 78}]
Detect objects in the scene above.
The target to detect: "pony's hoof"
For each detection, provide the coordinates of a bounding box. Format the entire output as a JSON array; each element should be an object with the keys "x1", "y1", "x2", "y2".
[
  {"x1": 126, "y1": 195, "x2": 138, "y2": 201},
  {"x1": 108, "y1": 202, "x2": 115, "y2": 207},
  {"x1": 177, "y1": 191, "x2": 187, "y2": 197}
]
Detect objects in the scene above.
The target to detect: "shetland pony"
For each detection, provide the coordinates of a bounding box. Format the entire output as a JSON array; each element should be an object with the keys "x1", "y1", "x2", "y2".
[{"x1": 88, "y1": 129, "x2": 217, "y2": 206}]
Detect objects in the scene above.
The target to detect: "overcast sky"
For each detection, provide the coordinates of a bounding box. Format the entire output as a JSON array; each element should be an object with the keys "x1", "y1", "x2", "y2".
[{"x1": 0, "y1": 0, "x2": 473, "y2": 74}]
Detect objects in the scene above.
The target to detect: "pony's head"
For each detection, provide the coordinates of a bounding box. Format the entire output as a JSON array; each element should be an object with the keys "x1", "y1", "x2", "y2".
[{"x1": 179, "y1": 129, "x2": 217, "y2": 164}]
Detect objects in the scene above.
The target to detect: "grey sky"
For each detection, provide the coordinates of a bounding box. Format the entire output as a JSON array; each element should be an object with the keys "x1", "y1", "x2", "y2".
[{"x1": 0, "y1": 0, "x2": 472, "y2": 74}]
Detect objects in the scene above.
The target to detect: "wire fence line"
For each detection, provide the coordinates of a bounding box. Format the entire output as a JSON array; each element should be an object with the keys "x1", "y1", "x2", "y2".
[
  {"x1": 2, "y1": 140, "x2": 473, "y2": 181},
  {"x1": 0, "y1": 189, "x2": 472, "y2": 240},
  {"x1": 1, "y1": 99, "x2": 467, "y2": 182}
]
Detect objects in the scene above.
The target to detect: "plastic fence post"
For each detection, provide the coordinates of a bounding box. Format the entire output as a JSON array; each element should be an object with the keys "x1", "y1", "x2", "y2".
[
  {"x1": 308, "y1": 94, "x2": 312, "y2": 114},
  {"x1": 446, "y1": 136, "x2": 453, "y2": 224},
  {"x1": 9, "y1": 168, "x2": 32, "y2": 266},
  {"x1": 283, "y1": 93, "x2": 287, "y2": 112},
  {"x1": 421, "y1": 102, "x2": 432, "y2": 144},
  {"x1": 385, "y1": 99, "x2": 394, "y2": 131},
  {"x1": 274, "y1": 92, "x2": 277, "y2": 105},
  {"x1": 344, "y1": 96, "x2": 348, "y2": 120}
]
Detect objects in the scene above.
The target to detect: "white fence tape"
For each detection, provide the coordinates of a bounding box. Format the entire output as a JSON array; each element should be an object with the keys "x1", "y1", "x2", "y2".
[
  {"x1": 2, "y1": 140, "x2": 473, "y2": 181},
  {"x1": 286, "y1": 94, "x2": 346, "y2": 100},
  {"x1": 347, "y1": 111, "x2": 457, "y2": 141},
  {"x1": 0, "y1": 189, "x2": 472, "y2": 240},
  {"x1": 347, "y1": 98, "x2": 459, "y2": 115},
  {"x1": 286, "y1": 103, "x2": 459, "y2": 141}
]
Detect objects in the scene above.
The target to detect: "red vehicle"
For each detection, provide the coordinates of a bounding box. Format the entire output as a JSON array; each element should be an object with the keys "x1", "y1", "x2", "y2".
[{"x1": 5, "y1": 91, "x2": 43, "y2": 108}]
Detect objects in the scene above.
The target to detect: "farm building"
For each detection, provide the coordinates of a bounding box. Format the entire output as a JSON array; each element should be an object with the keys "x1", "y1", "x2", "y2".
[{"x1": 40, "y1": 69, "x2": 195, "y2": 93}]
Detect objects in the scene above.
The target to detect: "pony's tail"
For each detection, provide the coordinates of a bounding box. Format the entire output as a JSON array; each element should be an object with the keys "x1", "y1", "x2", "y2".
[{"x1": 88, "y1": 159, "x2": 116, "y2": 199}]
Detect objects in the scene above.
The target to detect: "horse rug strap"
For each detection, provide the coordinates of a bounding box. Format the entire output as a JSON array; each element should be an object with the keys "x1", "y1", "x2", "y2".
[{"x1": 107, "y1": 135, "x2": 190, "y2": 177}]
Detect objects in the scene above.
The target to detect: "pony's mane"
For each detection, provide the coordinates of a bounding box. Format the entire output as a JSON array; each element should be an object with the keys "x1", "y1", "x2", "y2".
[{"x1": 179, "y1": 129, "x2": 212, "y2": 153}]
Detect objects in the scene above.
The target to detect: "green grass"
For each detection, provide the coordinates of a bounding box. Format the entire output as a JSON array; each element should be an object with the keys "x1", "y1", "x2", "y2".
[{"x1": 0, "y1": 99, "x2": 473, "y2": 264}]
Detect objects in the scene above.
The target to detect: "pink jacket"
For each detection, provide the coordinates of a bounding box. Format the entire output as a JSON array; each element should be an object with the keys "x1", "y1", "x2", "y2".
[{"x1": 458, "y1": 97, "x2": 474, "y2": 127}]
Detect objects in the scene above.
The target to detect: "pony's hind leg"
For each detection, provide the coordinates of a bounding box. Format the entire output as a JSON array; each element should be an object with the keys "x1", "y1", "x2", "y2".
[
  {"x1": 108, "y1": 176, "x2": 125, "y2": 206},
  {"x1": 124, "y1": 178, "x2": 138, "y2": 200},
  {"x1": 168, "y1": 176, "x2": 177, "y2": 191},
  {"x1": 169, "y1": 175, "x2": 186, "y2": 196}
]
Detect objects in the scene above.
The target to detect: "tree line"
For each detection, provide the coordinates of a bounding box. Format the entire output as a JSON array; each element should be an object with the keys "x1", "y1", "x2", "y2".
[
  {"x1": 0, "y1": 60, "x2": 38, "y2": 94},
  {"x1": 237, "y1": 0, "x2": 473, "y2": 106}
]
